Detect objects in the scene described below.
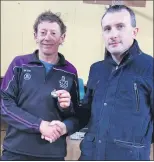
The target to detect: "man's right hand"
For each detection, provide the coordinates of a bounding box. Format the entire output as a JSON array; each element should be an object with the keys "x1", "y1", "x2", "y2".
[{"x1": 39, "y1": 120, "x2": 63, "y2": 142}]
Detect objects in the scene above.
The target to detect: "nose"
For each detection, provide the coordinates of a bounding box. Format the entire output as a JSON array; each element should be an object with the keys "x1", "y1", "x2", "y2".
[
  {"x1": 44, "y1": 31, "x2": 53, "y2": 40},
  {"x1": 110, "y1": 28, "x2": 119, "y2": 39}
]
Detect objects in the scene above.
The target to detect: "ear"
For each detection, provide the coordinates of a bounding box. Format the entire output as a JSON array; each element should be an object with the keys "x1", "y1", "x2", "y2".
[
  {"x1": 34, "y1": 32, "x2": 38, "y2": 43},
  {"x1": 60, "y1": 33, "x2": 66, "y2": 45},
  {"x1": 132, "y1": 27, "x2": 139, "y2": 38}
]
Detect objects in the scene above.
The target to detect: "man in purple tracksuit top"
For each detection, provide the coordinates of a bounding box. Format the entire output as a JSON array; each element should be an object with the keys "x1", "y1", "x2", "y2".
[{"x1": 1, "y1": 11, "x2": 80, "y2": 160}]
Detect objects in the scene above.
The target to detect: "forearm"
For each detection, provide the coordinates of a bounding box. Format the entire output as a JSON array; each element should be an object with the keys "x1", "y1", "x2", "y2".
[
  {"x1": 1, "y1": 97, "x2": 42, "y2": 133},
  {"x1": 63, "y1": 116, "x2": 79, "y2": 135}
]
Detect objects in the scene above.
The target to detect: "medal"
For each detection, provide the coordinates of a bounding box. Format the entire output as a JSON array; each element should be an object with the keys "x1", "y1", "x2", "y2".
[{"x1": 51, "y1": 89, "x2": 58, "y2": 98}]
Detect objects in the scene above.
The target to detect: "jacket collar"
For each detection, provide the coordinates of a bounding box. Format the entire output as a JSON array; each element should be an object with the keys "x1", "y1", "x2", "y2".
[
  {"x1": 28, "y1": 50, "x2": 67, "y2": 66},
  {"x1": 105, "y1": 39, "x2": 142, "y2": 66}
]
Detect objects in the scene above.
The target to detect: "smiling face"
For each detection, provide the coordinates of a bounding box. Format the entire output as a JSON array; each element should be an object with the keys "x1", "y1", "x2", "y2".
[
  {"x1": 101, "y1": 9, "x2": 138, "y2": 56},
  {"x1": 34, "y1": 21, "x2": 65, "y2": 56}
]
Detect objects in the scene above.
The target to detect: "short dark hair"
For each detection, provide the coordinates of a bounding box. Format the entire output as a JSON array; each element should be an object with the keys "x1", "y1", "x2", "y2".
[
  {"x1": 33, "y1": 10, "x2": 66, "y2": 34},
  {"x1": 102, "y1": 5, "x2": 136, "y2": 27}
]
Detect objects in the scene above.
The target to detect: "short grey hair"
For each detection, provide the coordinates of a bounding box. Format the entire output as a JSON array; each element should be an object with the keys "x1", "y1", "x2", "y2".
[
  {"x1": 101, "y1": 5, "x2": 136, "y2": 27},
  {"x1": 33, "y1": 10, "x2": 66, "y2": 34}
]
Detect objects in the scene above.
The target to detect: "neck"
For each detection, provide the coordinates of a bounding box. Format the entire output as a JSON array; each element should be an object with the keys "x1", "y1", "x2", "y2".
[
  {"x1": 111, "y1": 54, "x2": 124, "y2": 65},
  {"x1": 39, "y1": 51, "x2": 59, "y2": 64},
  {"x1": 110, "y1": 40, "x2": 134, "y2": 65}
]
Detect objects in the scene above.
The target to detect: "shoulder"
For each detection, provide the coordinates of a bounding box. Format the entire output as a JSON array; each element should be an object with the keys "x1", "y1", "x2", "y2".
[
  {"x1": 133, "y1": 52, "x2": 153, "y2": 78},
  {"x1": 65, "y1": 60, "x2": 77, "y2": 75},
  {"x1": 140, "y1": 52, "x2": 153, "y2": 63},
  {"x1": 90, "y1": 60, "x2": 104, "y2": 71},
  {"x1": 11, "y1": 53, "x2": 34, "y2": 67},
  {"x1": 135, "y1": 52, "x2": 153, "y2": 70}
]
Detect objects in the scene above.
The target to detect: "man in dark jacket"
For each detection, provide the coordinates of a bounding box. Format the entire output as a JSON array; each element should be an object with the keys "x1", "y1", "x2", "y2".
[
  {"x1": 1, "y1": 11, "x2": 79, "y2": 160},
  {"x1": 78, "y1": 5, "x2": 154, "y2": 160}
]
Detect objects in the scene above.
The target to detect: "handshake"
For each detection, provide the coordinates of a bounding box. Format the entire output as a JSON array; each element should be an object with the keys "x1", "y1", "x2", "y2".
[
  {"x1": 39, "y1": 89, "x2": 71, "y2": 143},
  {"x1": 39, "y1": 120, "x2": 67, "y2": 143}
]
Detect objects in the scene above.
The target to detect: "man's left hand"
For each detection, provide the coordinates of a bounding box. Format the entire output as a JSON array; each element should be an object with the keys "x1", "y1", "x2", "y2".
[{"x1": 56, "y1": 90, "x2": 71, "y2": 108}]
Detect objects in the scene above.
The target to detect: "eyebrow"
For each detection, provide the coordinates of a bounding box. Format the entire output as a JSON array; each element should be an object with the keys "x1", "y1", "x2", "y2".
[
  {"x1": 39, "y1": 29, "x2": 57, "y2": 32},
  {"x1": 103, "y1": 25, "x2": 110, "y2": 29},
  {"x1": 103, "y1": 23, "x2": 125, "y2": 29},
  {"x1": 116, "y1": 23, "x2": 125, "y2": 26}
]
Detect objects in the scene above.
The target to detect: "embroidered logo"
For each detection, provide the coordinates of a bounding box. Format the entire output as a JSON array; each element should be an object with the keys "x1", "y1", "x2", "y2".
[
  {"x1": 59, "y1": 76, "x2": 68, "y2": 89},
  {"x1": 24, "y1": 73, "x2": 31, "y2": 80}
]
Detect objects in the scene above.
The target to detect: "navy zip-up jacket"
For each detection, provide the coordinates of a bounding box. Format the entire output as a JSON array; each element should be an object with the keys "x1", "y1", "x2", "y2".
[
  {"x1": 78, "y1": 40, "x2": 154, "y2": 160},
  {"x1": 1, "y1": 50, "x2": 79, "y2": 157}
]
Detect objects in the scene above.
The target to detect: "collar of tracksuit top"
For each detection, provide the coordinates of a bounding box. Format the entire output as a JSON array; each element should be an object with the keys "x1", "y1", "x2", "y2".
[
  {"x1": 29, "y1": 49, "x2": 67, "y2": 66},
  {"x1": 104, "y1": 39, "x2": 142, "y2": 67}
]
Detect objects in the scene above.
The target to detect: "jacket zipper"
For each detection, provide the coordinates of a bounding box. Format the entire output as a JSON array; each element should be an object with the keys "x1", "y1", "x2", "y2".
[{"x1": 134, "y1": 83, "x2": 139, "y2": 111}]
